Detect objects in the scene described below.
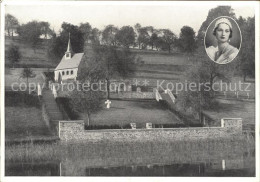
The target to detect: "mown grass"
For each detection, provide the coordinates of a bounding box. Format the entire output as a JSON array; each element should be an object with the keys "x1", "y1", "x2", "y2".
[{"x1": 5, "y1": 91, "x2": 53, "y2": 140}]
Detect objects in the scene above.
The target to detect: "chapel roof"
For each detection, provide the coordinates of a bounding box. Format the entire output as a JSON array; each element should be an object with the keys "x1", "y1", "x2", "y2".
[{"x1": 55, "y1": 53, "x2": 84, "y2": 70}]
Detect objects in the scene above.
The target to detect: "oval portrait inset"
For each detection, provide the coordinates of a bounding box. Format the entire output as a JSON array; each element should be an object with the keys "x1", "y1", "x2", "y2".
[{"x1": 204, "y1": 16, "x2": 242, "y2": 64}]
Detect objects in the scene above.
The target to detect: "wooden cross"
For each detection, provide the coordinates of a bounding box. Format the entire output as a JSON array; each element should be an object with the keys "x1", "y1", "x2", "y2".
[{"x1": 105, "y1": 100, "x2": 111, "y2": 109}]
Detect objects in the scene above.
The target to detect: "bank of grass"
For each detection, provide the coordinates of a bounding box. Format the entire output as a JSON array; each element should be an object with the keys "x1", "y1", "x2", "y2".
[
  {"x1": 5, "y1": 134, "x2": 255, "y2": 163},
  {"x1": 5, "y1": 91, "x2": 53, "y2": 140},
  {"x1": 5, "y1": 106, "x2": 53, "y2": 140}
]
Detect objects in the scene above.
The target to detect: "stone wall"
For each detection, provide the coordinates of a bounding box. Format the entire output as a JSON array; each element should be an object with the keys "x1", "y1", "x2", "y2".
[
  {"x1": 114, "y1": 91, "x2": 155, "y2": 99},
  {"x1": 59, "y1": 118, "x2": 242, "y2": 142}
]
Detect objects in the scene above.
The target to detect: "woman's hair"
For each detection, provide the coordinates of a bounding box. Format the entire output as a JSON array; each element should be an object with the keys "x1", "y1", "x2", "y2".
[{"x1": 213, "y1": 23, "x2": 233, "y2": 38}]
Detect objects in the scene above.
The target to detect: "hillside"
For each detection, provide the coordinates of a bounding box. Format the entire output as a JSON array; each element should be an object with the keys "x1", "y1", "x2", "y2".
[
  {"x1": 5, "y1": 36, "x2": 56, "y2": 68},
  {"x1": 5, "y1": 36, "x2": 190, "y2": 74}
]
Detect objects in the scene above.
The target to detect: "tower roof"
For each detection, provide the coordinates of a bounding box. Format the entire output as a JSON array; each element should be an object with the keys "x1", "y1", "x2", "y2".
[{"x1": 66, "y1": 33, "x2": 73, "y2": 53}]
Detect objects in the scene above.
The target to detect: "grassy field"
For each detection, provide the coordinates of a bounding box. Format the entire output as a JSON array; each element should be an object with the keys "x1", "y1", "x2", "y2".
[
  {"x1": 5, "y1": 68, "x2": 48, "y2": 89},
  {"x1": 203, "y1": 99, "x2": 255, "y2": 127},
  {"x1": 5, "y1": 37, "x2": 56, "y2": 68},
  {"x1": 79, "y1": 100, "x2": 182, "y2": 127},
  {"x1": 5, "y1": 106, "x2": 52, "y2": 141}
]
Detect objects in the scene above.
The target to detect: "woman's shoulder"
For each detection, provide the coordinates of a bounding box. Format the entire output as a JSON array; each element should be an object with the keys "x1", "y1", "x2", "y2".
[
  {"x1": 206, "y1": 46, "x2": 217, "y2": 60},
  {"x1": 206, "y1": 46, "x2": 218, "y2": 52},
  {"x1": 226, "y1": 44, "x2": 239, "y2": 54}
]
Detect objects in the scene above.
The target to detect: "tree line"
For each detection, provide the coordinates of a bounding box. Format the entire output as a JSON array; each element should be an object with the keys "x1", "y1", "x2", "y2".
[{"x1": 5, "y1": 13, "x2": 197, "y2": 59}]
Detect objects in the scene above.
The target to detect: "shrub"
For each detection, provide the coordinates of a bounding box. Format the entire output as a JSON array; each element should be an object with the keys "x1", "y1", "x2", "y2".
[
  {"x1": 55, "y1": 97, "x2": 79, "y2": 120},
  {"x1": 5, "y1": 91, "x2": 40, "y2": 108}
]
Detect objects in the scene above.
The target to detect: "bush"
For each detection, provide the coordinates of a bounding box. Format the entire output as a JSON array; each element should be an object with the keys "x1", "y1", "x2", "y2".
[
  {"x1": 55, "y1": 97, "x2": 79, "y2": 120},
  {"x1": 5, "y1": 91, "x2": 40, "y2": 108},
  {"x1": 5, "y1": 44, "x2": 21, "y2": 68}
]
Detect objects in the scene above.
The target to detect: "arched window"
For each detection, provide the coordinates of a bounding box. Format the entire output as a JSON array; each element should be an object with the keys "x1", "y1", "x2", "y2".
[
  {"x1": 71, "y1": 70, "x2": 73, "y2": 75},
  {"x1": 62, "y1": 71, "x2": 65, "y2": 75},
  {"x1": 67, "y1": 71, "x2": 69, "y2": 75}
]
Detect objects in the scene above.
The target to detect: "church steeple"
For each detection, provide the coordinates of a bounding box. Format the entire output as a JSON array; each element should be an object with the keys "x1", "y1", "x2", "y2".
[{"x1": 65, "y1": 33, "x2": 73, "y2": 59}]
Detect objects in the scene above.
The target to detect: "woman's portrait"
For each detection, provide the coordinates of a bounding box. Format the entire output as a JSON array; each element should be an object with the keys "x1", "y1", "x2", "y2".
[{"x1": 204, "y1": 16, "x2": 242, "y2": 64}]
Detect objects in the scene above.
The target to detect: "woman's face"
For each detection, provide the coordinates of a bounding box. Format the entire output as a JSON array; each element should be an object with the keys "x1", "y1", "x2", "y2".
[{"x1": 215, "y1": 23, "x2": 231, "y2": 43}]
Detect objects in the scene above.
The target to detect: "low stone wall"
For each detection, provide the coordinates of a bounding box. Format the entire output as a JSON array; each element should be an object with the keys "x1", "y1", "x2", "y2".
[
  {"x1": 59, "y1": 118, "x2": 242, "y2": 142},
  {"x1": 116, "y1": 91, "x2": 155, "y2": 99}
]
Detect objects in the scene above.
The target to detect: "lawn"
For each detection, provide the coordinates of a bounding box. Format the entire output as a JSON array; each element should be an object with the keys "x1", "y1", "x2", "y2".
[
  {"x1": 80, "y1": 100, "x2": 182, "y2": 128},
  {"x1": 5, "y1": 36, "x2": 56, "y2": 68},
  {"x1": 5, "y1": 106, "x2": 52, "y2": 141},
  {"x1": 5, "y1": 68, "x2": 50, "y2": 89},
  {"x1": 203, "y1": 99, "x2": 255, "y2": 128}
]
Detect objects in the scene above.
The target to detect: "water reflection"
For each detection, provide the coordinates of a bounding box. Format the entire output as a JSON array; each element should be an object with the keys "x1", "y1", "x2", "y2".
[{"x1": 5, "y1": 140, "x2": 255, "y2": 176}]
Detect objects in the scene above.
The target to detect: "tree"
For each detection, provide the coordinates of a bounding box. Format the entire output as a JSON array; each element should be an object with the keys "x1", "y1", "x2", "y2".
[
  {"x1": 69, "y1": 85, "x2": 103, "y2": 126},
  {"x1": 5, "y1": 44, "x2": 21, "y2": 68},
  {"x1": 17, "y1": 21, "x2": 42, "y2": 53},
  {"x1": 134, "y1": 23, "x2": 142, "y2": 48},
  {"x1": 89, "y1": 28, "x2": 101, "y2": 45},
  {"x1": 79, "y1": 22, "x2": 92, "y2": 43},
  {"x1": 237, "y1": 16, "x2": 255, "y2": 81},
  {"x1": 197, "y1": 6, "x2": 236, "y2": 46},
  {"x1": 47, "y1": 22, "x2": 84, "y2": 61},
  {"x1": 115, "y1": 26, "x2": 135, "y2": 48},
  {"x1": 176, "y1": 55, "x2": 235, "y2": 119},
  {"x1": 20, "y1": 68, "x2": 36, "y2": 93},
  {"x1": 39, "y1": 21, "x2": 53, "y2": 39},
  {"x1": 137, "y1": 27, "x2": 150, "y2": 49},
  {"x1": 102, "y1": 25, "x2": 118, "y2": 46},
  {"x1": 178, "y1": 26, "x2": 197, "y2": 53},
  {"x1": 5, "y1": 14, "x2": 19, "y2": 37},
  {"x1": 78, "y1": 44, "x2": 136, "y2": 99},
  {"x1": 160, "y1": 29, "x2": 177, "y2": 53}
]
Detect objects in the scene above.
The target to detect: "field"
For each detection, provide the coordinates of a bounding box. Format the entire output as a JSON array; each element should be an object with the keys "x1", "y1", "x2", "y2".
[
  {"x1": 5, "y1": 92, "x2": 53, "y2": 141},
  {"x1": 5, "y1": 68, "x2": 49, "y2": 89},
  {"x1": 5, "y1": 36, "x2": 56, "y2": 68},
  {"x1": 203, "y1": 99, "x2": 255, "y2": 127},
  {"x1": 5, "y1": 106, "x2": 52, "y2": 141},
  {"x1": 79, "y1": 100, "x2": 182, "y2": 127}
]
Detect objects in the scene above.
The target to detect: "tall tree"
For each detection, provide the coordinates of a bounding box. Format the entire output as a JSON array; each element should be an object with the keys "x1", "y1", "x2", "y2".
[
  {"x1": 47, "y1": 22, "x2": 84, "y2": 61},
  {"x1": 134, "y1": 23, "x2": 141, "y2": 48},
  {"x1": 237, "y1": 16, "x2": 255, "y2": 81},
  {"x1": 78, "y1": 45, "x2": 136, "y2": 99},
  {"x1": 176, "y1": 55, "x2": 235, "y2": 119},
  {"x1": 160, "y1": 29, "x2": 177, "y2": 53},
  {"x1": 17, "y1": 21, "x2": 42, "y2": 52},
  {"x1": 102, "y1": 25, "x2": 119, "y2": 46},
  {"x1": 5, "y1": 14, "x2": 19, "y2": 38},
  {"x1": 197, "y1": 6, "x2": 236, "y2": 46},
  {"x1": 20, "y1": 68, "x2": 36, "y2": 93},
  {"x1": 89, "y1": 28, "x2": 101, "y2": 45},
  {"x1": 39, "y1": 21, "x2": 53, "y2": 39},
  {"x1": 79, "y1": 22, "x2": 92, "y2": 43},
  {"x1": 69, "y1": 85, "x2": 103, "y2": 126},
  {"x1": 5, "y1": 44, "x2": 21, "y2": 68},
  {"x1": 137, "y1": 27, "x2": 150, "y2": 49},
  {"x1": 178, "y1": 26, "x2": 197, "y2": 53},
  {"x1": 115, "y1": 26, "x2": 136, "y2": 48}
]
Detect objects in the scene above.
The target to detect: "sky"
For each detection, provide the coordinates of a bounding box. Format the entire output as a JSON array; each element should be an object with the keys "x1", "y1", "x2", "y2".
[{"x1": 5, "y1": 2, "x2": 255, "y2": 35}]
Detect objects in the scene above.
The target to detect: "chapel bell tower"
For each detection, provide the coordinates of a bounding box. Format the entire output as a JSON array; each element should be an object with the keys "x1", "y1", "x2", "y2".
[{"x1": 65, "y1": 33, "x2": 73, "y2": 60}]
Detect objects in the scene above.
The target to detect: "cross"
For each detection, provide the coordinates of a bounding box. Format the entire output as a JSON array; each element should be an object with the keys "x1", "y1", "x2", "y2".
[{"x1": 105, "y1": 100, "x2": 111, "y2": 109}]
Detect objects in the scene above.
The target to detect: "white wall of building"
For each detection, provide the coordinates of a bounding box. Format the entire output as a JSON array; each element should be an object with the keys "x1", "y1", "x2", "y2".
[{"x1": 54, "y1": 68, "x2": 78, "y2": 82}]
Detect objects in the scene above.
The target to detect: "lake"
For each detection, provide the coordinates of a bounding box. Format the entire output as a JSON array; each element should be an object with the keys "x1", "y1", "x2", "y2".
[{"x1": 5, "y1": 139, "x2": 255, "y2": 176}]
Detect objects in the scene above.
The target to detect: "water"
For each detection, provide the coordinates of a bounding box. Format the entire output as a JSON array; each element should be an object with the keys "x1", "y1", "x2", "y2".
[{"x1": 5, "y1": 140, "x2": 255, "y2": 176}]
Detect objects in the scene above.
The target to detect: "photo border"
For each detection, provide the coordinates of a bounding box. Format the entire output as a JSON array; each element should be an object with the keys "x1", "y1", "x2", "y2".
[{"x1": 0, "y1": 1, "x2": 259, "y2": 182}]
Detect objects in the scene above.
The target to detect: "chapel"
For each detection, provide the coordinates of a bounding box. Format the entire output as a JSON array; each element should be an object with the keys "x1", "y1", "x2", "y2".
[{"x1": 54, "y1": 35, "x2": 84, "y2": 82}]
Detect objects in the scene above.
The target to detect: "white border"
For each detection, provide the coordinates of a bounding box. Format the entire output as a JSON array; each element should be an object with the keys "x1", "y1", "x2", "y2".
[{"x1": 1, "y1": 1, "x2": 259, "y2": 182}]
